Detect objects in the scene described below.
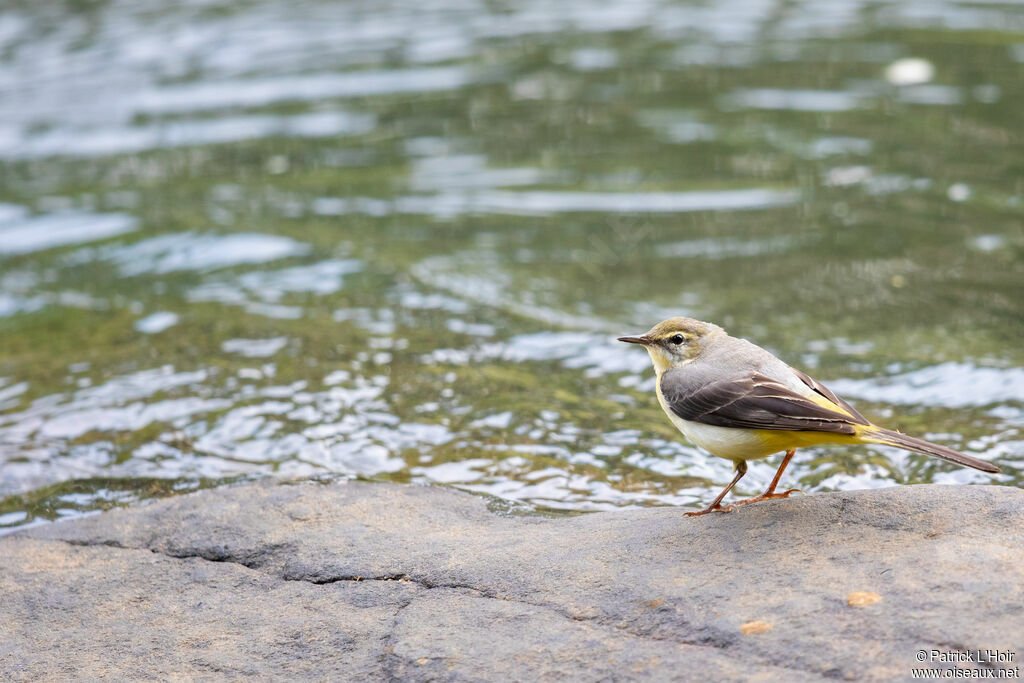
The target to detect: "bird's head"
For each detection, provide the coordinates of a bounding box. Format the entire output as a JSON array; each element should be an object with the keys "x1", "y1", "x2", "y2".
[{"x1": 618, "y1": 317, "x2": 723, "y2": 374}]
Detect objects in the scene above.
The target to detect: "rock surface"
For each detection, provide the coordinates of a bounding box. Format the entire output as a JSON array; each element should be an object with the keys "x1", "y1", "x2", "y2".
[{"x1": 2, "y1": 481, "x2": 1022, "y2": 681}]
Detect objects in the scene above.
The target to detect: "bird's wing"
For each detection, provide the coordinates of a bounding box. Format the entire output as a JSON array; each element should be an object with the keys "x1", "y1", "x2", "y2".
[
  {"x1": 788, "y1": 366, "x2": 870, "y2": 424},
  {"x1": 660, "y1": 368, "x2": 869, "y2": 435}
]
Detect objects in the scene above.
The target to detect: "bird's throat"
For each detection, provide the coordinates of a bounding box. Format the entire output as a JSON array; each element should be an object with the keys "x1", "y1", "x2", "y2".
[{"x1": 645, "y1": 347, "x2": 671, "y2": 375}]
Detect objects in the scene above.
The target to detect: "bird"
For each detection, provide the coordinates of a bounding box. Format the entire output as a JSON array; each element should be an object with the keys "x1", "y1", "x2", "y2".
[{"x1": 618, "y1": 317, "x2": 1000, "y2": 516}]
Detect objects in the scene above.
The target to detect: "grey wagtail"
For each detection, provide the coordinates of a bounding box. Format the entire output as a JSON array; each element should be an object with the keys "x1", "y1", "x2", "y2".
[{"x1": 619, "y1": 317, "x2": 1000, "y2": 516}]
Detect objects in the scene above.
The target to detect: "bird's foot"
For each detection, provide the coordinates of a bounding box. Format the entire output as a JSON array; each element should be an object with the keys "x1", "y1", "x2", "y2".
[
  {"x1": 684, "y1": 503, "x2": 736, "y2": 517},
  {"x1": 732, "y1": 488, "x2": 804, "y2": 507}
]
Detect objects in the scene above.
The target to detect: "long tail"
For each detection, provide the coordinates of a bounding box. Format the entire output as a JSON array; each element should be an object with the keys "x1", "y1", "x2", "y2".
[{"x1": 864, "y1": 427, "x2": 1000, "y2": 473}]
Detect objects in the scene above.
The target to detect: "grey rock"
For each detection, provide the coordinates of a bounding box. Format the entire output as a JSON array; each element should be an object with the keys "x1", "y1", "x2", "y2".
[{"x1": 2, "y1": 481, "x2": 1022, "y2": 681}]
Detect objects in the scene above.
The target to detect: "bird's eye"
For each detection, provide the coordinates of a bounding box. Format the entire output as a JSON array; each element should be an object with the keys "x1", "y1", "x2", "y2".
[{"x1": 669, "y1": 334, "x2": 685, "y2": 345}]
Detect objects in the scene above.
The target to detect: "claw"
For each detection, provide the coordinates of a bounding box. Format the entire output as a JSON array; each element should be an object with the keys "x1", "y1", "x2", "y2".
[
  {"x1": 685, "y1": 503, "x2": 736, "y2": 517},
  {"x1": 733, "y1": 488, "x2": 804, "y2": 507}
]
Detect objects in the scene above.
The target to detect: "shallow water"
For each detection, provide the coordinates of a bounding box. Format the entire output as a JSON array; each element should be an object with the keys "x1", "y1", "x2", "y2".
[{"x1": 1, "y1": 0, "x2": 1023, "y2": 529}]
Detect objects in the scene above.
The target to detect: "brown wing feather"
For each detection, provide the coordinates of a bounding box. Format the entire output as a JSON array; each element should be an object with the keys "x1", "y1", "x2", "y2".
[
  {"x1": 789, "y1": 366, "x2": 870, "y2": 424},
  {"x1": 660, "y1": 370, "x2": 862, "y2": 435}
]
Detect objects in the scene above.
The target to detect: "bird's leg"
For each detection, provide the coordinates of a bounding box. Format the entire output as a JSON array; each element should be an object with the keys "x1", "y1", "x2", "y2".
[
  {"x1": 733, "y1": 448, "x2": 804, "y2": 507},
  {"x1": 685, "y1": 461, "x2": 747, "y2": 517}
]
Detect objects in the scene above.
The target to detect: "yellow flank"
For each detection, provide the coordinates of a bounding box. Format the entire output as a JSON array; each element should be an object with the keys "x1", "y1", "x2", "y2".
[
  {"x1": 803, "y1": 395, "x2": 903, "y2": 444},
  {"x1": 753, "y1": 428, "x2": 861, "y2": 454},
  {"x1": 765, "y1": 389, "x2": 889, "y2": 447},
  {"x1": 750, "y1": 417, "x2": 893, "y2": 456},
  {"x1": 750, "y1": 404, "x2": 885, "y2": 456}
]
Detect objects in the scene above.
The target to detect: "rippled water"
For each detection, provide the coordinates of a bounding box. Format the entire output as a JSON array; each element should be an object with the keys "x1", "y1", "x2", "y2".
[{"x1": 1, "y1": 0, "x2": 1023, "y2": 530}]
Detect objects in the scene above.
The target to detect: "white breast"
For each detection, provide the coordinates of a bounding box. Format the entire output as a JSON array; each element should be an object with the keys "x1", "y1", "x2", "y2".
[{"x1": 674, "y1": 419, "x2": 773, "y2": 461}]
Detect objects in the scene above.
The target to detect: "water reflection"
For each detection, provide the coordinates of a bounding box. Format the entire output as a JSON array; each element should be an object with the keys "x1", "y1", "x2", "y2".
[
  {"x1": 0, "y1": 207, "x2": 137, "y2": 255},
  {"x1": 102, "y1": 232, "x2": 311, "y2": 276},
  {"x1": 135, "y1": 67, "x2": 472, "y2": 115},
  {"x1": 134, "y1": 312, "x2": 179, "y2": 334},
  {"x1": 722, "y1": 88, "x2": 868, "y2": 112},
  {"x1": 829, "y1": 363, "x2": 1024, "y2": 409},
  {"x1": 1, "y1": 0, "x2": 1022, "y2": 530},
  {"x1": 3, "y1": 111, "x2": 378, "y2": 160}
]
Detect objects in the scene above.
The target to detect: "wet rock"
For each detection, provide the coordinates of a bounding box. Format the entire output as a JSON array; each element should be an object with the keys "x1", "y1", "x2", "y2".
[{"x1": 2, "y1": 482, "x2": 1022, "y2": 680}]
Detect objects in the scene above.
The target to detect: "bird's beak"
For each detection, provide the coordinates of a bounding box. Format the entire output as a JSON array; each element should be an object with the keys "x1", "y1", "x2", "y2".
[{"x1": 617, "y1": 335, "x2": 652, "y2": 346}]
